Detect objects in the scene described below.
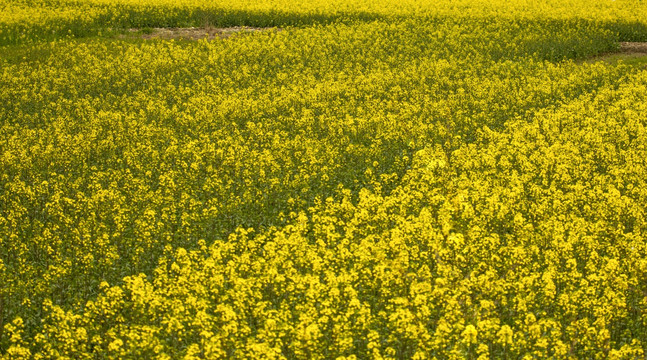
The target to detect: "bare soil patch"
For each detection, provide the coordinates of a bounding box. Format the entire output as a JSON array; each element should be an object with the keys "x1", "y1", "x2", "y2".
[
  {"x1": 123, "y1": 26, "x2": 278, "y2": 41},
  {"x1": 618, "y1": 42, "x2": 647, "y2": 55},
  {"x1": 584, "y1": 42, "x2": 647, "y2": 65}
]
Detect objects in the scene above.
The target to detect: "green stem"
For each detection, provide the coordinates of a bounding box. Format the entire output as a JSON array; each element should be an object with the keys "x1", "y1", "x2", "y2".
[{"x1": 0, "y1": 292, "x2": 4, "y2": 349}]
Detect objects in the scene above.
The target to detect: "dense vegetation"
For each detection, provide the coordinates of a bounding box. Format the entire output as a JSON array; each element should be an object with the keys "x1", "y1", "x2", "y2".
[{"x1": 2, "y1": 0, "x2": 647, "y2": 358}]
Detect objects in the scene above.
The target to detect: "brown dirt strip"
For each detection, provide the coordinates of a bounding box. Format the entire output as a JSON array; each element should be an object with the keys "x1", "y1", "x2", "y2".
[
  {"x1": 619, "y1": 41, "x2": 647, "y2": 54},
  {"x1": 583, "y1": 42, "x2": 647, "y2": 65},
  {"x1": 122, "y1": 26, "x2": 278, "y2": 40}
]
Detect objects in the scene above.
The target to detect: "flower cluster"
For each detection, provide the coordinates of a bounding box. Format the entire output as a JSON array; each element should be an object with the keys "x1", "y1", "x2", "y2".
[
  {"x1": 2, "y1": 0, "x2": 647, "y2": 358},
  {"x1": 2, "y1": 0, "x2": 647, "y2": 46}
]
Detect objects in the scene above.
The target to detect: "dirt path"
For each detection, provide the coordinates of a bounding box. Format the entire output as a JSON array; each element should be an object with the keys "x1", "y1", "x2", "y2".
[
  {"x1": 619, "y1": 42, "x2": 647, "y2": 54},
  {"x1": 584, "y1": 42, "x2": 647, "y2": 65},
  {"x1": 123, "y1": 26, "x2": 278, "y2": 41}
]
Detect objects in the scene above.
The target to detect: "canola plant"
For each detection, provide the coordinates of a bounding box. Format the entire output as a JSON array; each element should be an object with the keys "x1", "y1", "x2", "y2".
[{"x1": 1, "y1": 0, "x2": 647, "y2": 358}]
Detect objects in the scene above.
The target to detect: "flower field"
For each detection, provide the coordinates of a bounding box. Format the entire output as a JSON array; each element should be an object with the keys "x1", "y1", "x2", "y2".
[{"x1": 2, "y1": 0, "x2": 647, "y2": 358}]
